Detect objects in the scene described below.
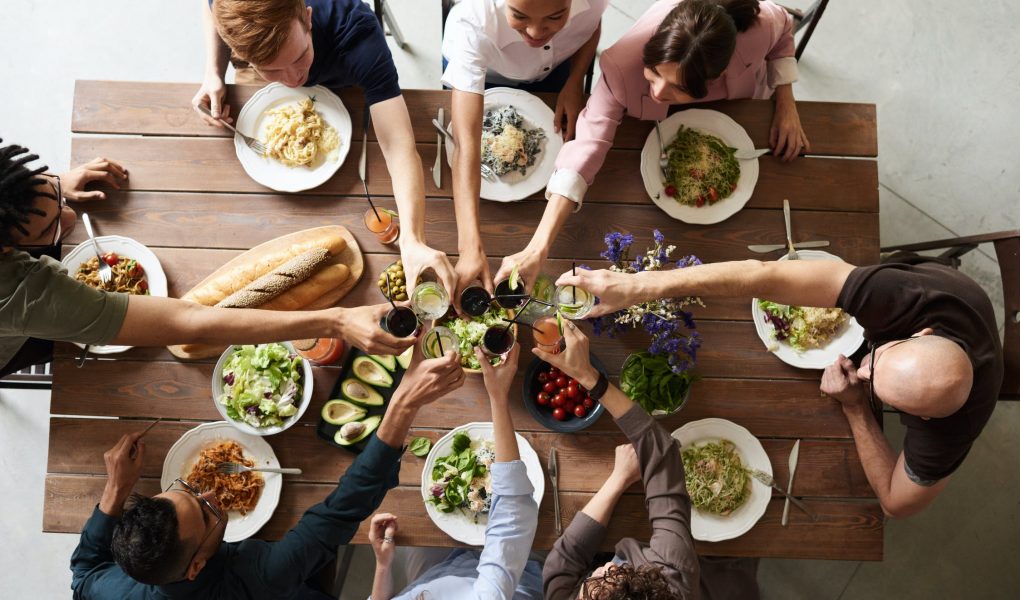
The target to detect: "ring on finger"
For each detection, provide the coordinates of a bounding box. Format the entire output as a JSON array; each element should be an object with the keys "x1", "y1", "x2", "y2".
[{"x1": 383, "y1": 536, "x2": 395, "y2": 543}]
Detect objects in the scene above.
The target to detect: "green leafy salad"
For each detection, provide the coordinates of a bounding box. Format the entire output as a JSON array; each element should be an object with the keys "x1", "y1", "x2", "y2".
[
  {"x1": 757, "y1": 300, "x2": 848, "y2": 352},
  {"x1": 620, "y1": 352, "x2": 695, "y2": 415},
  {"x1": 219, "y1": 343, "x2": 304, "y2": 428},
  {"x1": 426, "y1": 432, "x2": 496, "y2": 522},
  {"x1": 439, "y1": 306, "x2": 510, "y2": 370},
  {"x1": 681, "y1": 440, "x2": 751, "y2": 516}
]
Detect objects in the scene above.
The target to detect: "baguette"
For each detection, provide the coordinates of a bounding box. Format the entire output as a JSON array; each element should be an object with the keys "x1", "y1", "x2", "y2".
[
  {"x1": 217, "y1": 248, "x2": 331, "y2": 309},
  {"x1": 185, "y1": 229, "x2": 347, "y2": 306}
]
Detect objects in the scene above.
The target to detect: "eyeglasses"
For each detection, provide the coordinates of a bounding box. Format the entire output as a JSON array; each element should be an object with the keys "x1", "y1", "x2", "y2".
[
  {"x1": 164, "y1": 478, "x2": 225, "y2": 578},
  {"x1": 20, "y1": 176, "x2": 65, "y2": 248},
  {"x1": 866, "y1": 336, "x2": 921, "y2": 416}
]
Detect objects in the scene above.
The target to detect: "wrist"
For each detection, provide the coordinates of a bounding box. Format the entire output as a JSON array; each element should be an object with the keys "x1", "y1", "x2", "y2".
[
  {"x1": 328, "y1": 307, "x2": 348, "y2": 339},
  {"x1": 576, "y1": 366, "x2": 600, "y2": 390},
  {"x1": 99, "y1": 483, "x2": 130, "y2": 516},
  {"x1": 606, "y1": 473, "x2": 632, "y2": 494}
]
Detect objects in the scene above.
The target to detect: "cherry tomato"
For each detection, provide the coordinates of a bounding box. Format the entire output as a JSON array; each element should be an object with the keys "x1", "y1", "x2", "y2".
[
  {"x1": 548, "y1": 367, "x2": 559, "y2": 378},
  {"x1": 552, "y1": 407, "x2": 568, "y2": 421},
  {"x1": 542, "y1": 382, "x2": 556, "y2": 394},
  {"x1": 573, "y1": 405, "x2": 587, "y2": 418},
  {"x1": 537, "y1": 372, "x2": 548, "y2": 383},
  {"x1": 566, "y1": 384, "x2": 579, "y2": 400},
  {"x1": 551, "y1": 394, "x2": 564, "y2": 408},
  {"x1": 583, "y1": 398, "x2": 594, "y2": 410},
  {"x1": 102, "y1": 253, "x2": 119, "y2": 266},
  {"x1": 555, "y1": 376, "x2": 568, "y2": 388},
  {"x1": 730, "y1": 182, "x2": 737, "y2": 192},
  {"x1": 536, "y1": 392, "x2": 550, "y2": 407},
  {"x1": 663, "y1": 184, "x2": 677, "y2": 198},
  {"x1": 696, "y1": 196, "x2": 706, "y2": 208},
  {"x1": 708, "y1": 187, "x2": 719, "y2": 203},
  {"x1": 689, "y1": 168, "x2": 703, "y2": 180},
  {"x1": 563, "y1": 402, "x2": 575, "y2": 414}
]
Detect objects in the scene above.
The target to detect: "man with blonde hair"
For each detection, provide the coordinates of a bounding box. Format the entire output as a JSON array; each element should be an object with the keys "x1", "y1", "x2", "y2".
[{"x1": 193, "y1": 0, "x2": 460, "y2": 310}]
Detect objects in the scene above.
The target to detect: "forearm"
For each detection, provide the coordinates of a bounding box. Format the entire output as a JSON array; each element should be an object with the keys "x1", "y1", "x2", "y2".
[
  {"x1": 773, "y1": 83, "x2": 796, "y2": 109},
  {"x1": 580, "y1": 475, "x2": 629, "y2": 527},
  {"x1": 375, "y1": 397, "x2": 417, "y2": 449},
  {"x1": 201, "y1": 0, "x2": 230, "y2": 79},
  {"x1": 371, "y1": 564, "x2": 394, "y2": 600},
  {"x1": 574, "y1": 369, "x2": 635, "y2": 420},
  {"x1": 451, "y1": 90, "x2": 484, "y2": 253},
  {"x1": 98, "y1": 481, "x2": 131, "y2": 518},
  {"x1": 567, "y1": 23, "x2": 600, "y2": 84},
  {"x1": 372, "y1": 97, "x2": 427, "y2": 244},
  {"x1": 525, "y1": 193, "x2": 574, "y2": 256},
  {"x1": 490, "y1": 397, "x2": 520, "y2": 462},
  {"x1": 843, "y1": 405, "x2": 899, "y2": 510}
]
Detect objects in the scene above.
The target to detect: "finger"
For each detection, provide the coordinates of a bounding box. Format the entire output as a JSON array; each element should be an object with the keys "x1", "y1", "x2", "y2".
[
  {"x1": 565, "y1": 114, "x2": 576, "y2": 142},
  {"x1": 208, "y1": 92, "x2": 221, "y2": 118},
  {"x1": 554, "y1": 271, "x2": 584, "y2": 288},
  {"x1": 132, "y1": 440, "x2": 146, "y2": 462},
  {"x1": 553, "y1": 103, "x2": 563, "y2": 134},
  {"x1": 532, "y1": 346, "x2": 556, "y2": 365},
  {"x1": 479, "y1": 261, "x2": 494, "y2": 294},
  {"x1": 73, "y1": 190, "x2": 106, "y2": 201},
  {"x1": 801, "y1": 131, "x2": 811, "y2": 153},
  {"x1": 784, "y1": 131, "x2": 799, "y2": 162},
  {"x1": 769, "y1": 123, "x2": 779, "y2": 149},
  {"x1": 102, "y1": 160, "x2": 129, "y2": 180},
  {"x1": 221, "y1": 103, "x2": 233, "y2": 123},
  {"x1": 85, "y1": 170, "x2": 121, "y2": 190}
]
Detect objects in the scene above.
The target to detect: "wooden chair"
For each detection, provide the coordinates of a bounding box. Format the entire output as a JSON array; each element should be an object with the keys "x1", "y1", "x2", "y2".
[
  {"x1": 0, "y1": 362, "x2": 53, "y2": 390},
  {"x1": 782, "y1": 0, "x2": 831, "y2": 60},
  {"x1": 881, "y1": 230, "x2": 1020, "y2": 399}
]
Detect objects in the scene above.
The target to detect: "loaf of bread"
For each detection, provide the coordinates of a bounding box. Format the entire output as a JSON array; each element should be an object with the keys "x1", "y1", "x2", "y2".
[
  {"x1": 217, "y1": 248, "x2": 331, "y2": 309},
  {"x1": 258, "y1": 264, "x2": 350, "y2": 311}
]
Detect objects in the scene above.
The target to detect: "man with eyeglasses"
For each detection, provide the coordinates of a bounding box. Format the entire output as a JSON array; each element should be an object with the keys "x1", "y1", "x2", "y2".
[
  {"x1": 559, "y1": 253, "x2": 1003, "y2": 519},
  {"x1": 69, "y1": 346, "x2": 466, "y2": 599},
  {"x1": 0, "y1": 141, "x2": 414, "y2": 378}
]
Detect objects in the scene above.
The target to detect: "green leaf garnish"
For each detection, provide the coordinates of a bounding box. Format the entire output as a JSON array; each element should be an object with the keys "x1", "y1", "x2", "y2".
[
  {"x1": 409, "y1": 437, "x2": 432, "y2": 457},
  {"x1": 508, "y1": 263, "x2": 521, "y2": 291}
]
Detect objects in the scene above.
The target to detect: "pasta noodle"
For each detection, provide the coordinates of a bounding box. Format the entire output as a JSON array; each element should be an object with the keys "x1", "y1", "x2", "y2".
[
  {"x1": 681, "y1": 440, "x2": 751, "y2": 516},
  {"x1": 262, "y1": 97, "x2": 339, "y2": 167},
  {"x1": 662, "y1": 126, "x2": 741, "y2": 207},
  {"x1": 186, "y1": 441, "x2": 264, "y2": 515},
  {"x1": 74, "y1": 254, "x2": 149, "y2": 295}
]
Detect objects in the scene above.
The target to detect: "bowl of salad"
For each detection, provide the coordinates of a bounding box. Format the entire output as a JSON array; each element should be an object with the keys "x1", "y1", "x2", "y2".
[
  {"x1": 434, "y1": 306, "x2": 515, "y2": 374},
  {"x1": 212, "y1": 342, "x2": 313, "y2": 436}
]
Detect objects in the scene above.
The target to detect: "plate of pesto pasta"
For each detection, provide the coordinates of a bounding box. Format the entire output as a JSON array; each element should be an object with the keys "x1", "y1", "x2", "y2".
[
  {"x1": 640, "y1": 109, "x2": 759, "y2": 225},
  {"x1": 671, "y1": 418, "x2": 772, "y2": 542}
]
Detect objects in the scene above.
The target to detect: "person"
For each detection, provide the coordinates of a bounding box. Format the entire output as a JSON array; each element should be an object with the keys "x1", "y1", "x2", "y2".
[
  {"x1": 68, "y1": 345, "x2": 467, "y2": 599},
  {"x1": 441, "y1": 0, "x2": 607, "y2": 304},
  {"x1": 495, "y1": 0, "x2": 809, "y2": 289},
  {"x1": 367, "y1": 344, "x2": 543, "y2": 599},
  {"x1": 558, "y1": 252, "x2": 1004, "y2": 518},
  {"x1": 192, "y1": 0, "x2": 458, "y2": 306},
  {"x1": 0, "y1": 141, "x2": 412, "y2": 378}
]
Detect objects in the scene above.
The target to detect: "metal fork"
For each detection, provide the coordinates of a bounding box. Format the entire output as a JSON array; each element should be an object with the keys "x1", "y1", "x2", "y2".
[
  {"x1": 654, "y1": 121, "x2": 670, "y2": 180},
  {"x1": 197, "y1": 104, "x2": 267, "y2": 155},
  {"x1": 216, "y1": 462, "x2": 302, "y2": 475},
  {"x1": 747, "y1": 468, "x2": 816, "y2": 520},
  {"x1": 430, "y1": 118, "x2": 497, "y2": 182},
  {"x1": 782, "y1": 199, "x2": 798, "y2": 260},
  {"x1": 81, "y1": 213, "x2": 112, "y2": 286}
]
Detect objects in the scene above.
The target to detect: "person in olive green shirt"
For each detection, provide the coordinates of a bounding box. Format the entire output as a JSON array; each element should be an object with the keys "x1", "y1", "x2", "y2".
[{"x1": 0, "y1": 140, "x2": 413, "y2": 377}]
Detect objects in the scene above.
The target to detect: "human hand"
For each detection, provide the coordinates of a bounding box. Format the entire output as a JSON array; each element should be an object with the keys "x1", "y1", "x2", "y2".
[
  {"x1": 392, "y1": 339, "x2": 466, "y2": 410},
  {"x1": 476, "y1": 343, "x2": 519, "y2": 406},
  {"x1": 554, "y1": 79, "x2": 584, "y2": 141},
  {"x1": 532, "y1": 319, "x2": 599, "y2": 390},
  {"x1": 769, "y1": 97, "x2": 810, "y2": 162},
  {"x1": 368, "y1": 512, "x2": 399, "y2": 568},
  {"x1": 335, "y1": 304, "x2": 416, "y2": 355},
  {"x1": 493, "y1": 247, "x2": 546, "y2": 298},
  {"x1": 58, "y1": 157, "x2": 129, "y2": 201},
  {"x1": 399, "y1": 239, "x2": 459, "y2": 314},
  {"x1": 554, "y1": 268, "x2": 635, "y2": 319},
  {"x1": 820, "y1": 354, "x2": 869, "y2": 414},
  {"x1": 191, "y1": 73, "x2": 233, "y2": 127},
  {"x1": 99, "y1": 431, "x2": 146, "y2": 515},
  {"x1": 453, "y1": 245, "x2": 493, "y2": 317},
  {"x1": 609, "y1": 443, "x2": 641, "y2": 488}
]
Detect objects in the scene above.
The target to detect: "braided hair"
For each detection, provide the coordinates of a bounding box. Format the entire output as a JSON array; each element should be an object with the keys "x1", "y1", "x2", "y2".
[{"x1": 0, "y1": 139, "x2": 56, "y2": 247}]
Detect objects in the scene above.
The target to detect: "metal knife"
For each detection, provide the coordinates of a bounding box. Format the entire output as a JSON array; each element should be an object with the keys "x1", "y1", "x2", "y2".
[
  {"x1": 433, "y1": 107, "x2": 443, "y2": 188},
  {"x1": 734, "y1": 147, "x2": 771, "y2": 160},
  {"x1": 359, "y1": 105, "x2": 371, "y2": 198},
  {"x1": 747, "y1": 240, "x2": 830, "y2": 253},
  {"x1": 782, "y1": 439, "x2": 800, "y2": 526},
  {"x1": 548, "y1": 447, "x2": 561, "y2": 536}
]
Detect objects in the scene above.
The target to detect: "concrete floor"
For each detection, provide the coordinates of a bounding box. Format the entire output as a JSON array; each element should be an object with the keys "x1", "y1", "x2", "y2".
[{"x1": 1, "y1": 0, "x2": 1018, "y2": 598}]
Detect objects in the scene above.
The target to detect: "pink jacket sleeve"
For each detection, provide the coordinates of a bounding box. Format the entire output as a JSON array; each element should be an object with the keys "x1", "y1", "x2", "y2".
[{"x1": 761, "y1": 1, "x2": 798, "y2": 87}]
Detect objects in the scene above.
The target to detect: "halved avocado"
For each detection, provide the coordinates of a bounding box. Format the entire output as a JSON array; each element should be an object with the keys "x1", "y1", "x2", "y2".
[
  {"x1": 321, "y1": 399, "x2": 367, "y2": 426},
  {"x1": 335, "y1": 415, "x2": 382, "y2": 446},
  {"x1": 396, "y1": 346, "x2": 413, "y2": 370},
  {"x1": 353, "y1": 356, "x2": 394, "y2": 387},
  {"x1": 341, "y1": 378, "x2": 384, "y2": 407},
  {"x1": 369, "y1": 354, "x2": 397, "y2": 372}
]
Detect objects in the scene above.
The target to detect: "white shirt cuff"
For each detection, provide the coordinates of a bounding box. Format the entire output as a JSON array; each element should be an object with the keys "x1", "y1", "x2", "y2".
[
  {"x1": 546, "y1": 169, "x2": 588, "y2": 212},
  {"x1": 767, "y1": 57, "x2": 799, "y2": 88},
  {"x1": 490, "y1": 460, "x2": 534, "y2": 496}
]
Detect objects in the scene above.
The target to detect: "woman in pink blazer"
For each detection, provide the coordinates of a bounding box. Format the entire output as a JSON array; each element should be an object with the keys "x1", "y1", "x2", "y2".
[{"x1": 495, "y1": 0, "x2": 809, "y2": 289}]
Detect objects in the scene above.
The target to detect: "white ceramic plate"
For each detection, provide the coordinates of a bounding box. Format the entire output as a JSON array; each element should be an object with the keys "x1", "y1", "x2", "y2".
[
  {"x1": 671, "y1": 418, "x2": 771, "y2": 542},
  {"x1": 751, "y1": 250, "x2": 866, "y2": 369},
  {"x1": 61, "y1": 235, "x2": 168, "y2": 355},
  {"x1": 211, "y1": 342, "x2": 314, "y2": 436},
  {"x1": 235, "y1": 83, "x2": 352, "y2": 192},
  {"x1": 445, "y1": 87, "x2": 563, "y2": 202},
  {"x1": 640, "y1": 109, "x2": 759, "y2": 224},
  {"x1": 161, "y1": 421, "x2": 282, "y2": 543},
  {"x1": 421, "y1": 422, "x2": 544, "y2": 546}
]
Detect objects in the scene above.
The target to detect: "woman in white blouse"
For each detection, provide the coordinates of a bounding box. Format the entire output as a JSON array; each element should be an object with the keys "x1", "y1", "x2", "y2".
[{"x1": 441, "y1": 0, "x2": 608, "y2": 306}]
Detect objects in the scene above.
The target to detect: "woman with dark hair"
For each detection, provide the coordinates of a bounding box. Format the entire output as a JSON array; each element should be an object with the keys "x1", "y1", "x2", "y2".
[{"x1": 495, "y1": 0, "x2": 807, "y2": 291}]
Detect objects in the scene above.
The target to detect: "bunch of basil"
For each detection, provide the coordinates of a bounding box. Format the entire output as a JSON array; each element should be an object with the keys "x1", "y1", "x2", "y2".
[
  {"x1": 427, "y1": 433, "x2": 487, "y2": 513},
  {"x1": 620, "y1": 352, "x2": 695, "y2": 414}
]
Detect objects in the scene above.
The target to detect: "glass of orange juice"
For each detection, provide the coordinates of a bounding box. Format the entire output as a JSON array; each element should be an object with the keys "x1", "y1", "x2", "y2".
[
  {"x1": 364, "y1": 208, "x2": 399, "y2": 244},
  {"x1": 533, "y1": 315, "x2": 564, "y2": 353}
]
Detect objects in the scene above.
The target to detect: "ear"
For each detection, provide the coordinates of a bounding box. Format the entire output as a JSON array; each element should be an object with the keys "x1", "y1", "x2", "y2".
[
  {"x1": 305, "y1": 6, "x2": 313, "y2": 28},
  {"x1": 915, "y1": 327, "x2": 935, "y2": 337},
  {"x1": 186, "y1": 557, "x2": 207, "y2": 581}
]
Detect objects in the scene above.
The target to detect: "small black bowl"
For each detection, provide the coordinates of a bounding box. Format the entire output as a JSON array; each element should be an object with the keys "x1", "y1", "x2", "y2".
[{"x1": 521, "y1": 354, "x2": 608, "y2": 433}]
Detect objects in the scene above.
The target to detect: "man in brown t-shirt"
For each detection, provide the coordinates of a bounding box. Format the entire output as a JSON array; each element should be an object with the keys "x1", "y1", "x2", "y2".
[{"x1": 560, "y1": 255, "x2": 1003, "y2": 518}]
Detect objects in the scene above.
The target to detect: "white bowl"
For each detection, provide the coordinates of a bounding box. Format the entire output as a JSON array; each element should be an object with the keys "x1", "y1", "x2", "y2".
[{"x1": 212, "y1": 341, "x2": 313, "y2": 436}]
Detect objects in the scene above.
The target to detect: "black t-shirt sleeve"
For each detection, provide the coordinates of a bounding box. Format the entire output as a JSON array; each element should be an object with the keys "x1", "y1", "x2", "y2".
[
  {"x1": 836, "y1": 265, "x2": 929, "y2": 340},
  {"x1": 345, "y1": 11, "x2": 401, "y2": 105},
  {"x1": 901, "y1": 422, "x2": 973, "y2": 482}
]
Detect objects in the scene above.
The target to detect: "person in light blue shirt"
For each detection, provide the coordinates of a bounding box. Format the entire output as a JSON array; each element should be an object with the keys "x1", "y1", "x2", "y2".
[{"x1": 367, "y1": 344, "x2": 542, "y2": 600}]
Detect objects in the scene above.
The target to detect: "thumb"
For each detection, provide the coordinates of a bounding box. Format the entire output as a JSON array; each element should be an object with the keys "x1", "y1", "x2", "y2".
[
  {"x1": 385, "y1": 521, "x2": 397, "y2": 537},
  {"x1": 553, "y1": 102, "x2": 563, "y2": 133},
  {"x1": 208, "y1": 92, "x2": 221, "y2": 118}
]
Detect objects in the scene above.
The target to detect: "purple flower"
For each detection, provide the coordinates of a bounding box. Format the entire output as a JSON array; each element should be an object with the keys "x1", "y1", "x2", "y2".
[{"x1": 601, "y1": 232, "x2": 634, "y2": 265}]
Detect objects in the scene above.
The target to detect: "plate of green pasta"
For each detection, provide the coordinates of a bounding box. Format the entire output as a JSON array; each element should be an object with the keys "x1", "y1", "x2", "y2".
[
  {"x1": 671, "y1": 418, "x2": 772, "y2": 541},
  {"x1": 640, "y1": 109, "x2": 759, "y2": 225}
]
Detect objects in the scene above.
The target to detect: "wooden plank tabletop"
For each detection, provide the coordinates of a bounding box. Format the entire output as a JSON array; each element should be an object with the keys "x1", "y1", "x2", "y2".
[{"x1": 46, "y1": 80, "x2": 883, "y2": 560}]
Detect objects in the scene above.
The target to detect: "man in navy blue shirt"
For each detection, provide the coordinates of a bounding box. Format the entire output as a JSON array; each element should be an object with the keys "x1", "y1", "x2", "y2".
[
  {"x1": 193, "y1": 0, "x2": 459, "y2": 310},
  {"x1": 69, "y1": 347, "x2": 466, "y2": 599}
]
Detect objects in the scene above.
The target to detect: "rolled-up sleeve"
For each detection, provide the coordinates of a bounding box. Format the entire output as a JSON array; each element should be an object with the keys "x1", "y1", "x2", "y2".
[
  {"x1": 763, "y1": 1, "x2": 798, "y2": 87},
  {"x1": 441, "y1": 15, "x2": 489, "y2": 95},
  {"x1": 473, "y1": 460, "x2": 539, "y2": 599}
]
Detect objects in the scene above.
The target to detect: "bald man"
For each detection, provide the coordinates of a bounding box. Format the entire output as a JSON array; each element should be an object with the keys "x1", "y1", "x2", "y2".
[{"x1": 558, "y1": 253, "x2": 1003, "y2": 518}]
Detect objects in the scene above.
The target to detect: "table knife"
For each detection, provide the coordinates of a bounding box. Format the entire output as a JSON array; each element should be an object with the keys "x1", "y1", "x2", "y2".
[
  {"x1": 747, "y1": 240, "x2": 830, "y2": 253},
  {"x1": 548, "y1": 447, "x2": 561, "y2": 536},
  {"x1": 734, "y1": 147, "x2": 771, "y2": 160},
  {"x1": 782, "y1": 439, "x2": 800, "y2": 526},
  {"x1": 433, "y1": 108, "x2": 443, "y2": 188}
]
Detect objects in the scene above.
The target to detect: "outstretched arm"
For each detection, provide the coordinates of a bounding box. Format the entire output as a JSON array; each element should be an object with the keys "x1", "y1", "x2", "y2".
[{"x1": 450, "y1": 89, "x2": 493, "y2": 305}]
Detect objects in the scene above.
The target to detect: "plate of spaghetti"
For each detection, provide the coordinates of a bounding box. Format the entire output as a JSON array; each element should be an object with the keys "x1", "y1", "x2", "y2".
[
  {"x1": 235, "y1": 83, "x2": 352, "y2": 192},
  {"x1": 162, "y1": 422, "x2": 282, "y2": 542},
  {"x1": 61, "y1": 235, "x2": 168, "y2": 355},
  {"x1": 639, "y1": 109, "x2": 759, "y2": 225}
]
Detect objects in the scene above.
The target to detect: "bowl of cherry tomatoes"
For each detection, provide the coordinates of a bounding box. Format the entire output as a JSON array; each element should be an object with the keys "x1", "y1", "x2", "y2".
[{"x1": 522, "y1": 355, "x2": 608, "y2": 432}]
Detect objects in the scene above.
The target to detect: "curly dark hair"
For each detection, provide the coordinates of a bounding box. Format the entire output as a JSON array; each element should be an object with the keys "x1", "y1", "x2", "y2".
[
  {"x1": 580, "y1": 563, "x2": 676, "y2": 600},
  {"x1": 642, "y1": 0, "x2": 762, "y2": 99},
  {"x1": 0, "y1": 139, "x2": 56, "y2": 248},
  {"x1": 111, "y1": 494, "x2": 190, "y2": 585}
]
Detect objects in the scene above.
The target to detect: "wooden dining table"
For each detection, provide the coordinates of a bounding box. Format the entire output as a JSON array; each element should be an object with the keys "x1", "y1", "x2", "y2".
[{"x1": 44, "y1": 80, "x2": 883, "y2": 561}]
